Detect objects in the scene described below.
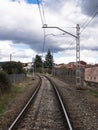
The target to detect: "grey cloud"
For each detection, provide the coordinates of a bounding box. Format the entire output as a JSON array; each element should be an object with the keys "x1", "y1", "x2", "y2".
[
  {"x1": 0, "y1": 26, "x2": 65, "y2": 53},
  {"x1": 44, "y1": 0, "x2": 67, "y2": 11},
  {"x1": 81, "y1": 45, "x2": 98, "y2": 51},
  {"x1": 30, "y1": 37, "x2": 65, "y2": 53},
  {"x1": 80, "y1": 0, "x2": 98, "y2": 17}
]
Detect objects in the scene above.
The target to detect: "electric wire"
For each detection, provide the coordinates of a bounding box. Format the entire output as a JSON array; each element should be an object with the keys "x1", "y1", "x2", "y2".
[
  {"x1": 36, "y1": 0, "x2": 47, "y2": 67},
  {"x1": 36, "y1": 0, "x2": 77, "y2": 57},
  {"x1": 81, "y1": 12, "x2": 98, "y2": 34},
  {"x1": 80, "y1": 8, "x2": 98, "y2": 34},
  {"x1": 65, "y1": 40, "x2": 75, "y2": 51},
  {"x1": 16, "y1": 0, "x2": 46, "y2": 57},
  {"x1": 36, "y1": 0, "x2": 44, "y2": 26},
  {"x1": 80, "y1": 8, "x2": 97, "y2": 29},
  {"x1": 41, "y1": 1, "x2": 47, "y2": 25},
  {"x1": 42, "y1": 29, "x2": 46, "y2": 58},
  {"x1": 40, "y1": 0, "x2": 47, "y2": 57},
  {"x1": 66, "y1": 8, "x2": 98, "y2": 52},
  {"x1": 12, "y1": 0, "x2": 98, "y2": 49}
]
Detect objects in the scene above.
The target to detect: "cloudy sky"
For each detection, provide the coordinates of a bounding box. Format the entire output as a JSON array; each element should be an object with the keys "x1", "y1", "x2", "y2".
[{"x1": 0, "y1": 0, "x2": 98, "y2": 64}]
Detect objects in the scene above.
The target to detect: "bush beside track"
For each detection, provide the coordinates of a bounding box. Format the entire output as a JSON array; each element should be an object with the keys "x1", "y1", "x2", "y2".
[
  {"x1": 0, "y1": 75, "x2": 41, "y2": 130},
  {"x1": 0, "y1": 71, "x2": 12, "y2": 93}
]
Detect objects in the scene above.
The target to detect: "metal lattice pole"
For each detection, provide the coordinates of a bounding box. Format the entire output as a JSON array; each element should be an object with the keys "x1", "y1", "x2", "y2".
[
  {"x1": 76, "y1": 24, "x2": 81, "y2": 87},
  {"x1": 43, "y1": 24, "x2": 81, "y2": 87}
]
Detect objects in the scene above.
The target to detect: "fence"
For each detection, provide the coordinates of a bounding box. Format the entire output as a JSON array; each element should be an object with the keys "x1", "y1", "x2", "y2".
[
  {"x1": 9, "y1": 73, "x2": 26, "y2": 84},
  {"x1": 53, "y1": 67, "x2": 84, "y2": 86}
]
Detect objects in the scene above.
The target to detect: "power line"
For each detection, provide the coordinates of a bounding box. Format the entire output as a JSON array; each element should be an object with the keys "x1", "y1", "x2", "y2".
[
  {"x1": 36, "y1": 0, "x2": 77, "y2": 56},
  {"x1": 81, "y1": 13, "x2": 98, "y2": 34},
  {"x1": 41, "y1": 1, "x2": 46, "y2": 24},
  {"x1": 42, "y1": 29, "x2": 46, "y2": 57},
  {"x1": 40, "y1": 0, "x2": 47, "y2": 56},
  {"x1": 81, "y1": 8, "x2": 97, "y2": 28},
  {"x1": 66, "y1": 8, "x2": 98, "y2": 54},
  {"x1": 36, "y1": 0, "x2": 46, "y2": 57},
  {"x1": 36, "y1": 0, "x2": 44, "y2": 25},
  {"x1": 80, "y1": 8, "x2": 98, "y2": 33}
]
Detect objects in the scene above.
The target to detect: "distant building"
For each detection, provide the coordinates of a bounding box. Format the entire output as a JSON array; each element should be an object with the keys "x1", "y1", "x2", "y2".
[
  {"x1": 54, "y1": 60, "x2": 87, "y2": 70},
  {"x1": 85, "y1": 65, "x2": 98, "y2": 83},
  {"x1": 0, "y1": 61, "x2": 8, "y2": 71},
  {"x1": 54, "y1": 63, "x2": 65, "y2": 69},
  {"x1": 23, "y1": 62, "x2": 33, "y2": 71},
  {"x1": 66, "y1": 62, "x2": 76, "y2": 69}
]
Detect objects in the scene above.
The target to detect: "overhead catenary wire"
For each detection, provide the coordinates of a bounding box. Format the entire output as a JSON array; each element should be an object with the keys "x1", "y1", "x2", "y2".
[
  {"x1": 12, "y1": 1, "x2": 98, "y2": 51},
  {"x1": 40, "y1": 0, "x2": 47, "y2": 56},
  {"x1": 19, "y1": 0, "x2": 46, "y2": 57},
  {"x1": 36, "y1": 0, "x2": 48, "y2": 60},
  {"x1": 17, "y1": 0, "x2": 47, "y2": 57},
  {"x1": 80, "y1": 8, "x2": 98, "y2": 34},
  {"x1": 36, "y1": 0, "x2": 78, "y2": 56},
  {"x1": 36, "y1": 0, "x2": 45, "y2": 26},
  {"x1": 42, "y1": 29, "x2": 46, "y2": 58},
  {"x1": 66, "y1": 8, "x2": 98, "y2": 51},
  {"x1": 81, "y1": 13, "x2": 98, "y2": 34},
  {"x1": 65, "y1": 8, "x2": 98, "y2": 52},
  {"x1": 80, "y1": 8, "x2": 98, "y2": 28},
  {"x1": 41, "y1": 1, "x2": 47, "y2": 25}
]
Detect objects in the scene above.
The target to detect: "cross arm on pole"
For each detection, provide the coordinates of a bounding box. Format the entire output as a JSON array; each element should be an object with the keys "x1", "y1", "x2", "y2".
[
  {"x1": 43, "y1": 24, "x2": 81, "y2": 87},
  {"x1": 42, "y1": 25, "x2": 78, "y2": 38}
]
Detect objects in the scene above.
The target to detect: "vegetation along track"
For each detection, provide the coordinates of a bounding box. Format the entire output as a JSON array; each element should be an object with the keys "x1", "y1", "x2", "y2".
[{"x1": 8, "y1": 76, "x2": 73, "y2": 130}]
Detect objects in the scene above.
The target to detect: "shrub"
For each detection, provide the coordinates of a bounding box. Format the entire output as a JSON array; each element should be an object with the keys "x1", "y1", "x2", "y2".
[
  {"x1": 0, "y1": 71, "x2": 12, "y2": 93},
  {"x1": 2, "y1": 61, "x2": 24, "y2": 74}
]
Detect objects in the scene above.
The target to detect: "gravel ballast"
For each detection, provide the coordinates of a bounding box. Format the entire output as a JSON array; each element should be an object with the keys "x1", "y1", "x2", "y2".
[{"x1": 49, "y1": 77, "x2": 98, "y2": 130}]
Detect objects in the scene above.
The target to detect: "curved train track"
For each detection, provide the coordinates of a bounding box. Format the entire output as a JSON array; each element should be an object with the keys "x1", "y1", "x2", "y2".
[{"x1": 8, "y1": 76, "x2": 73, "y2": 130}]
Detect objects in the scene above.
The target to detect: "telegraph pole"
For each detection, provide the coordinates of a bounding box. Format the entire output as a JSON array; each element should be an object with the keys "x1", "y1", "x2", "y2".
[
  {"x1": 10, "y1": 52, "x2": 15, "y2": 62},
  {"x1": 10, "y1": 54, "x2": 12, "y2": 62},
  {"x1": 32, "y1": 58, "x2": 35, "y2": 80}
]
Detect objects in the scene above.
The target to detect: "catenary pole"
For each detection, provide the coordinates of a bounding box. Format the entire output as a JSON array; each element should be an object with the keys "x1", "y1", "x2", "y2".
[
  {"x1": 42, "y1": 24, "x2": 81, "y2": 87},
  {"x1": 76, "y1": 24, "x2": 81, "y2": 87}
]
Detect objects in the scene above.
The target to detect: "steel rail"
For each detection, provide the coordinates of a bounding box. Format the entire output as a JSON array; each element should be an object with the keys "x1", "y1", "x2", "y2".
[
  {"x1": 8, "y1": 79, "x2": 41, "y2": 130},
  {"x1": 47, "y1": 77, "x2": 73, "y2": 130},
  {"x1": 8, "y1": 76, "x2": 73, "y2": 130},
  {"x1": 54, "y1": 85, "x2": 73, "y2": 130}
]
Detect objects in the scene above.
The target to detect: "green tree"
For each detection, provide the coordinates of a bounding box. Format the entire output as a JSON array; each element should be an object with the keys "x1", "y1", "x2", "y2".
[
  {"x1": 0, "y1": 71, "x2": 12, "y2": 92},
  {"x1": 44, "y1": 50, "x2": 53, "y2": 70},
  {"x1": 2, "y1": 61, "x2": 24, "y2": 74},
  {"x1": 34, "y1": 55, "x2": 42, "y2": 72}
]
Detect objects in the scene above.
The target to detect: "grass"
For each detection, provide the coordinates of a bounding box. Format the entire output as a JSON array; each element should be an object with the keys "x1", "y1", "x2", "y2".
[
  {"x1": 88, "y1": 89, "x2": 98, "y2": 97},
  {"x1": 76, "y1": 86, "x2": 87, "y2": 90},
  {"x1": 0, "y1": 76, "x2": 32, "y2": 115},
  {"x1": 76, "y1": 86, "x2": 98, "y2": 98},
  {"x1": 0, "y1": 92, "x2": 16, "y2": 114}
]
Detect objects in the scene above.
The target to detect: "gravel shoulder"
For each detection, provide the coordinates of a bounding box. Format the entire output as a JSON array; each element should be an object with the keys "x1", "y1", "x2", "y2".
[{"x1": 49, "y1": 76, "x2": 98, "y2": 130}]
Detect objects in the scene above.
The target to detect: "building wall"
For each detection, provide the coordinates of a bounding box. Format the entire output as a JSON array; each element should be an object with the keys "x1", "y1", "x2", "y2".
[{"x1": 85, "y1": 67, "x2": 98, "y2": 83}]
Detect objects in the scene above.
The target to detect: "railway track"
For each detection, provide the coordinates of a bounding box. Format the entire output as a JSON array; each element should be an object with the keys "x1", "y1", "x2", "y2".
[{"x1": 8, "y1": 76, "x2": 73, "y2": 130}]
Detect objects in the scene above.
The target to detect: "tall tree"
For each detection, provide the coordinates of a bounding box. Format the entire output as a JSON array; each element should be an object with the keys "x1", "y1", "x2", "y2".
[
  {"x1": 34, "y1": 55, "x2": 42, "y2": 69},
  {"x1": 44, "y1": 50, "x2": 53, "y2": 69}
]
